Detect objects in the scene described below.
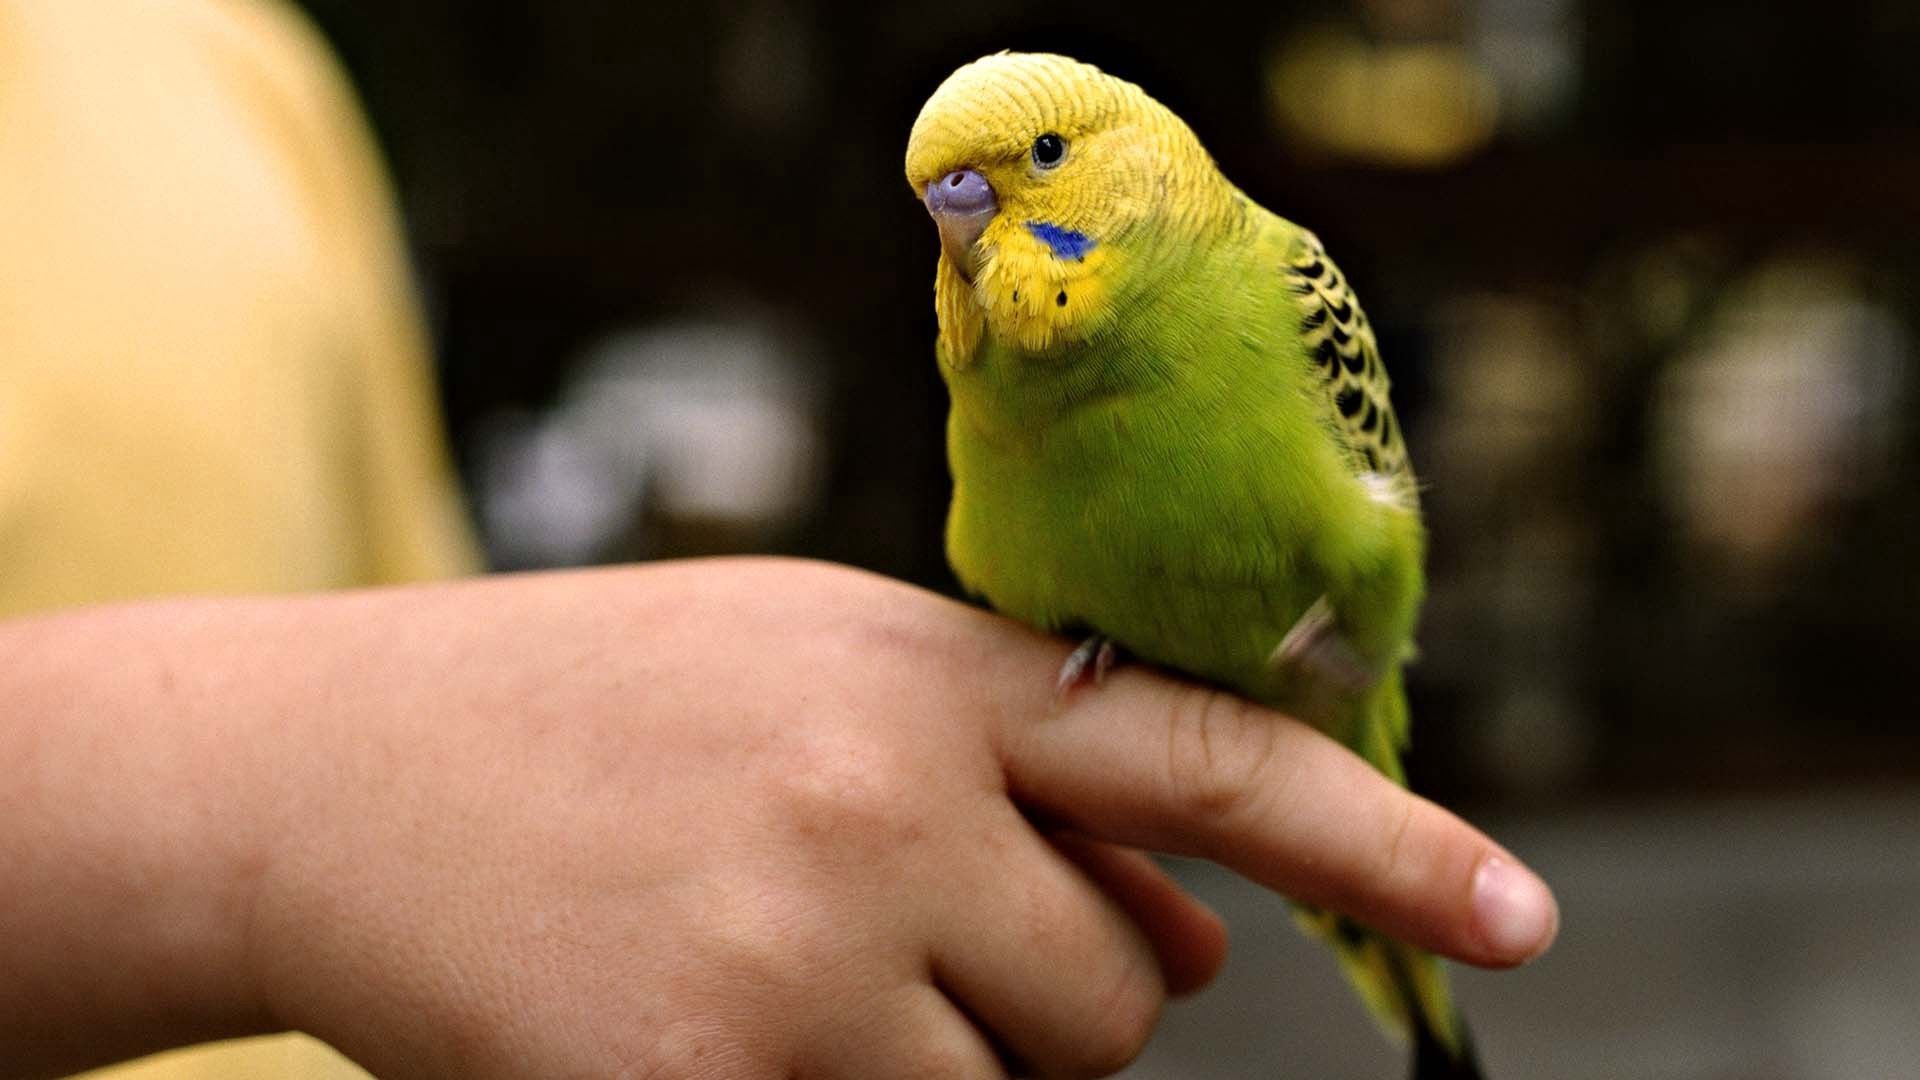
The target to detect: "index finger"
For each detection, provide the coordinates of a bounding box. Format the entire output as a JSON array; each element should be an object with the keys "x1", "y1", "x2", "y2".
[{"x1": 993, "y1": 663, "x2": 1559, "y2": 969}]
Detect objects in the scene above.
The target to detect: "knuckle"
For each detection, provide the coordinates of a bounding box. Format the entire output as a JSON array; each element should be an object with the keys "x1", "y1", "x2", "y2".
[
  {"x1": 627, "y1": 1017, "x2": 776, "y2": 1080},
  {"x1": 1009, "y1": 881, "x2": 1160, "y2": 1077},
  {"x1": 1162, "y1": 689, "x2": 1283, "y2": 825},
  {"x1": 693, "y1": 892, "x2": 808, "y2": 998},
  {"x1": 1072, "y1": 953, "x2": 1163, "y2": 1076},
  {"x1": 774, "y1": 731, "x2": 927, "y2": 858},
  {"x1": 1376, "y1": 796, "x2": 1419, "y2": 890},
  {"x1": 909, "y1": 1037, "x2": 992, "y2": 1080}
]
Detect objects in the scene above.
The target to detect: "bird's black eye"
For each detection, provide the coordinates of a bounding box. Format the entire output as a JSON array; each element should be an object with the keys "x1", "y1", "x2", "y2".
[{"x1": 1031, "y1": 133, "x2": 1067, "y2": 169}]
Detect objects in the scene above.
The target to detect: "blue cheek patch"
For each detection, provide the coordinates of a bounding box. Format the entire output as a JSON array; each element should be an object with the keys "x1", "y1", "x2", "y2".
[{"x1": 1026, "y1": 221, "x2": 1097, "y2": 261}]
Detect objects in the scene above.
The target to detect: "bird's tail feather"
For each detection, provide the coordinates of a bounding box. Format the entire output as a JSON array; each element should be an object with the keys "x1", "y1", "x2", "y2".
[
  {"x1": 1292, "y1": 907, "x2": 1484, "y2": 1080},
  {"x1": 1298, "y1": 639, "x2": 1481, "y2": 1075}
]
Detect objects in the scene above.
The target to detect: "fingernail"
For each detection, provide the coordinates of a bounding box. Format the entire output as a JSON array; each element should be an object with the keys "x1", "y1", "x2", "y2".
[{"x1": 1471, "y1": 855, "x2": 1558, "y2": 962}]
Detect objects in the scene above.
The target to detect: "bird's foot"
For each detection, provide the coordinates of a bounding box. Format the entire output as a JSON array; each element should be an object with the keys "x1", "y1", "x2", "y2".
[
  {"x1": 1054, "y1": 634, "x2": 1119, "y2": 700},
  {"x1": 1268, "y1": 596, "x2": 1376, "y2": 695}
]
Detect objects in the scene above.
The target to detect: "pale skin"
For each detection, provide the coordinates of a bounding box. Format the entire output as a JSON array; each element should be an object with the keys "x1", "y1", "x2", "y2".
[{"x1": 0, "y1": 558, "x2": 1556, "y2": 1079}]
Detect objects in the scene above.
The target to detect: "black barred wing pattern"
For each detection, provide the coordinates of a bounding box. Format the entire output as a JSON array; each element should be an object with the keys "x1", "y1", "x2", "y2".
[{"x1": 1284, "y1": 231, "x2": 1414, "y2": 495}]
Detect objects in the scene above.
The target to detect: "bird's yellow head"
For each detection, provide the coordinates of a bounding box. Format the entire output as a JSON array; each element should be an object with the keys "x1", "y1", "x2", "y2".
[{"x1": 906, "y1": 52, "x2": 1235, "y2": 363}]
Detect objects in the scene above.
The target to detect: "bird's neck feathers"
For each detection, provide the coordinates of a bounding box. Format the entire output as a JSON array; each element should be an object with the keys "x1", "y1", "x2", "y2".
[
  {"x1": 938, "y1": 250, "x2": 1262, "y2": 457},
  {"x1": 932, "y1": 221, "x2": 1122, "y2": 364},
  {"x1": 935, "y1": 173, "x2": 1255, "y2": 443}
]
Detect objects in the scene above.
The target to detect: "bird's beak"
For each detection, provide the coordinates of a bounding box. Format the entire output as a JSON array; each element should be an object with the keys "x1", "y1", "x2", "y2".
[{"x1": 924, "y1": 168, "x2": 997, "y2": 282}]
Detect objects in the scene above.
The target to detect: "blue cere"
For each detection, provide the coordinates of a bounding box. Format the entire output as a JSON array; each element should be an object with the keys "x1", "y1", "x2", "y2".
[{"x1": 1026, "y1": 221, "x2": 1096, "y2": 261}]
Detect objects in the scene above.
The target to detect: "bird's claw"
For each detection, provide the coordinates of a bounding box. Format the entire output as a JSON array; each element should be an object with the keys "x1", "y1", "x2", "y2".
[
  {"x1": 1054, "y1": 634, "x2": 1118, "y2": 700},
  {"x1": 1268, "y1": 596, "x2": 1375, "y2": 694}
]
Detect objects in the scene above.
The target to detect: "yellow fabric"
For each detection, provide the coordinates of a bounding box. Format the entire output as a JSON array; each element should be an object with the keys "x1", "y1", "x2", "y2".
[
  {"x1": 76, "y1": 1038, "x2": 370, "y2": 1080},
  {"x1": 0, "y1": 0, "x2": 479, "y2": 622},
  {"x1": 1, "y1": 0, "x2": 482, "y2": 1075}
]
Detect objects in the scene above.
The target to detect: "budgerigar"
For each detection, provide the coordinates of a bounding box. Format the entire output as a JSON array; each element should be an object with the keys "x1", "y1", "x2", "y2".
[{"x1": 906, "y1": 52, "x2": 1481, "y2": 1078}]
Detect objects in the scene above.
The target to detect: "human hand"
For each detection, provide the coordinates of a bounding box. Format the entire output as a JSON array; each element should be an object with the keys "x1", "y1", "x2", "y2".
[{"x1": 0, "y1": 559, "x2": 1555, "y2": 1079}]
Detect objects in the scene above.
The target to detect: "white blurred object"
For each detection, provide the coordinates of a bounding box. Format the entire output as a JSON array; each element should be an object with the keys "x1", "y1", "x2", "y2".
[
  {"x1": 1652, "y1": 257, "x2": 1907, "y2": 590},
  {"x1": 477, "y1": 312, "x2": 826, "y2": 568},
  {"x1": 1469, "y1": 0, "x2": 1581, "y2": 134}
]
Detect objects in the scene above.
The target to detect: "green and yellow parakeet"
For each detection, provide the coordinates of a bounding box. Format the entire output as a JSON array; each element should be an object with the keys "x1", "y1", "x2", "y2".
[{"x1": 907, "y1": 52, "x2": 1478, "y2": 1078}]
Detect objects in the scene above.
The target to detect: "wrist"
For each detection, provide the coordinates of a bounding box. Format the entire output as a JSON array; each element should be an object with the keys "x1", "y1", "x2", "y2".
[{"x1": 0, "y1": 599, "x2": 290, "y2": 1073}]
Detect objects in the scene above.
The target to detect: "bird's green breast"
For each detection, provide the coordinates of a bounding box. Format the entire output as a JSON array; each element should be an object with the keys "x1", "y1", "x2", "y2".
[{"x1": 941, "y1": 235, "x2": 1384, "y2": 703}]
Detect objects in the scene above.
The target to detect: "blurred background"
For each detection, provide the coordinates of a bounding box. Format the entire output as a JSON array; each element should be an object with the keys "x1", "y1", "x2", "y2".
[
  {"x1": 293, "y1": 0, "x2": 1920, "y2": 797},
  {"x1": 54, "y1": 0, "x2": 1920, "y2": 1075},
  {"x1": 293, "y1": 2, "x2": 1920, "y2": 1076}
]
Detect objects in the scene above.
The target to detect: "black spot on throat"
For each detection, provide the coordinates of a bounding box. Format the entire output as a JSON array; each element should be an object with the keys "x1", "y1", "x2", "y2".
[{"x1": 1056, "y1": 289, "x2": 1068, "y2": 307}]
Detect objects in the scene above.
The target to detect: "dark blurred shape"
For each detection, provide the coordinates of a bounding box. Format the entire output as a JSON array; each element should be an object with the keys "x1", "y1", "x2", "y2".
[
  {"x1": 1419, "y1": 292, "x2": 1599, "y2": 797},
  {"x1": 715, "y1": 0, "x2": 819, "y2": 132},
  {"x1": 1468, "y1": 0, "x2": 1579, "y2": 135}
]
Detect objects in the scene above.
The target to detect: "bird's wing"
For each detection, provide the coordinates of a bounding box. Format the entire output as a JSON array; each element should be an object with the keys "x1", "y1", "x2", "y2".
[{"x1": 1283, "y1": 230, "x2": 1415, "y2": 500}]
